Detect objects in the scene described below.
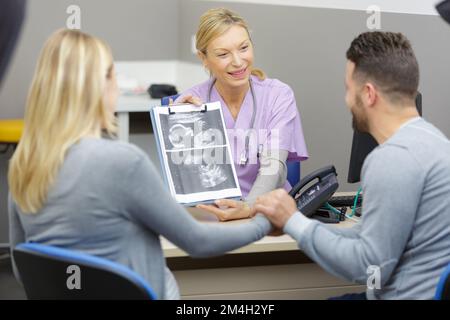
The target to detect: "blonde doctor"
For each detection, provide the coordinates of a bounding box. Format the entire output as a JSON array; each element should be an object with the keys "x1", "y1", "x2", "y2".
[{"x1": 176, "y1": 8, "x2": 309, "y2": 220}]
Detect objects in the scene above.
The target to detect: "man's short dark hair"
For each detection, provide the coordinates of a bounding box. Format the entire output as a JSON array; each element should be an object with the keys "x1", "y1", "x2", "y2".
[{"x1": 346, "y1": 31, "x2": 419, "y2": 103}]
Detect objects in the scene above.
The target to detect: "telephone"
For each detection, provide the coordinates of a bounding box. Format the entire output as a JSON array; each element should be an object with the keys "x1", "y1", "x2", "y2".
[{"x1": 289, "y1": 165, "x2": 339, "y2": 218}]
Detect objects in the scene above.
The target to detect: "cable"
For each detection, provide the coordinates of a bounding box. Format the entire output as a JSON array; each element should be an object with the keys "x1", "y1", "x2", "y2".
[
  {"x1": 347, "y1": 187, "x2": 363, "y2": 217},
  {"x1": 323, "y1": 202, "x2": 341, "y2": 215},
  {"x1": 345, "y1": 215, "x2": 360, "y2": 222}
]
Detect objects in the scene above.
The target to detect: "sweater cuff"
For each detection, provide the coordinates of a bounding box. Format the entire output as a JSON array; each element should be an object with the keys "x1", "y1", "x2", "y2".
[
  {"x1": 253, "y1": 213, "x2": 272, "y2": 235},
  {"x1": 283, "y1": 211, "x2": 314, "y2": 243}
]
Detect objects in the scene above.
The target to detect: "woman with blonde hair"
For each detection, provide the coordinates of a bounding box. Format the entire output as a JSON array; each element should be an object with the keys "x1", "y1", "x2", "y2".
[
  {"x1": 177, "y1": 8, "x2": 309, "y2": 221},
  {"x1": 8, "y1": 29, "x2": 272, "y2": 299}
]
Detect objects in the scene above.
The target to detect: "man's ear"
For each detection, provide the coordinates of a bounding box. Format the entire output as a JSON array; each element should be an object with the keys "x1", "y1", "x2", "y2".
[{"x1": 363, "y1": 82, "x2": 378, "y2": 108}]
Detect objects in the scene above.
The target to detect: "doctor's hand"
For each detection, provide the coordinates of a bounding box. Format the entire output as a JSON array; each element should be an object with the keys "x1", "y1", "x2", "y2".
[
  {"x1": 172, "y1": 93, "x2": 203, "y2": 106},
  {"x1": 197, "y1": 199, "x2": 254, "y2": 221},
  {"x1": 254, "y1": 189, "x2": 298, "y2": 230}
]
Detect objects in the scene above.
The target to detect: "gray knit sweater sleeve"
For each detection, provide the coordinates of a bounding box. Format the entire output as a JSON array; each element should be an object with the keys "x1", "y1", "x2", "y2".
[
  {"x1": 122, "y1": 152, "x2": 271, "y2": 257},
  {"x1": 245, "y1": 150, "x2": 288, "y2": 205}
]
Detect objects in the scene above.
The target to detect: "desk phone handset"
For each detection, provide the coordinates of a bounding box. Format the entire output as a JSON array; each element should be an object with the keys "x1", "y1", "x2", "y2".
[{"x1": 289, "y1": 165, "x2": 339, "y2": 217}]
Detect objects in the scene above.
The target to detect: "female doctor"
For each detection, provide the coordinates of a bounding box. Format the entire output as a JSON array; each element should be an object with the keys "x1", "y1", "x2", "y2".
[{"x1": 176, "y1": 8, "x2": 308, "y2": 220}]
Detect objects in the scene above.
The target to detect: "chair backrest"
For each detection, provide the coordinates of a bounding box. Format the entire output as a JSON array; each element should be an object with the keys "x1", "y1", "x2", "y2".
[
  {"x1": 13, "y1": 243, "x2": 157, "y2": 300},
  {"x1": 435, "y1": 262, "x2": 450, "y2": 300},
  {"x1": 161, "y1": 94, "x2": 180, "y2": 106},
  {"x1": 287, "y1": 161, "x2": 301, "y2": 187}
]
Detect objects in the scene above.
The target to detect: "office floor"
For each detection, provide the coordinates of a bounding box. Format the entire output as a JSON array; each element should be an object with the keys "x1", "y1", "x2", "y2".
[{"x1": 0, "y1": 253, "x2": 26, "y2": 300}]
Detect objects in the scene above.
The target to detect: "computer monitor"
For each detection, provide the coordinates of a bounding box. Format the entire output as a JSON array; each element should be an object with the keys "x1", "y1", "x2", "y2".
[{"x1": 347, "y1": 92, "x2": 422, "y2": 183}]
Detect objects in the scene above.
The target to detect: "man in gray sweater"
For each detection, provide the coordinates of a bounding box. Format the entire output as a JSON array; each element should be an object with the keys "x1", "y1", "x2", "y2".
[{"x1": 254, "y1": 32, "x2": 450, "y2": 300}]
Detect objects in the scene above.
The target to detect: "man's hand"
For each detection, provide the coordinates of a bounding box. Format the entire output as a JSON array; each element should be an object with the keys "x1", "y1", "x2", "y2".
[
  {"x1": 197, "y1": 199, "x2": 255, "y2": 221},
  {"x1": 254, "y1": 189, "x2": 298, "y2": 229}
]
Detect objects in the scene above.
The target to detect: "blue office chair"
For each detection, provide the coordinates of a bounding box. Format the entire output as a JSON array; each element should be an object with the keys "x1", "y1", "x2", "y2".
[
  {"x1": 161, "y1": 95, "x2": 302, "y2": 187},
  {"x1": 287, "y1": 161, "x2": 301, "y2": 187},
  {"x1": 435, "y1": 262, "x2": 450, "y2": 300},
  {"x1": 12, "y1": 243, "x2": 157, "y2": 300}
]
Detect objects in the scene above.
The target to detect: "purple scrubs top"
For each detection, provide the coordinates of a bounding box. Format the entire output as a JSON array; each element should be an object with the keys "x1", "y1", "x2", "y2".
[{"x1": 176, "y1": 75, "x2": 309, "y2": 197}]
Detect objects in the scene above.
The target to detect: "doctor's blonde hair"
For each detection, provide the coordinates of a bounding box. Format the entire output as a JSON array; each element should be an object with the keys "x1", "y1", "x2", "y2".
[
  {"x1": 196, "y1": 8, "x2": 266, "y2": 80},
  {"x1": 8, "y1": 29, "x2": 116, "y2": 214}
]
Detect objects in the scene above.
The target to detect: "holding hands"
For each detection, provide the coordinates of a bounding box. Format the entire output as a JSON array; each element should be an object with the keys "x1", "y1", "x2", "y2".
[{"x1": 198, "y1": 189, "x2": 298, "y2": 236}]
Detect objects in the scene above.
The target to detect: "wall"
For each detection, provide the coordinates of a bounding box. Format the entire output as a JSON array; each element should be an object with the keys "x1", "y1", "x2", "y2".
[{"x1": 0, "y1": 0, "x2": 180, "y2": 118}]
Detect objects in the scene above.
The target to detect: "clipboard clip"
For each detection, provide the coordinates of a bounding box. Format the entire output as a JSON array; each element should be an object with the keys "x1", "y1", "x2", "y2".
[{"x1": 168, "y1": 104, "x2": 208, "y2": 115}]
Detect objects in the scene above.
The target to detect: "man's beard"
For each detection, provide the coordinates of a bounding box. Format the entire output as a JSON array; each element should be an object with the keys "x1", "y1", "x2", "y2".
[{"x1": 351, "y1": 95, "x2": 370, "y2": 133}]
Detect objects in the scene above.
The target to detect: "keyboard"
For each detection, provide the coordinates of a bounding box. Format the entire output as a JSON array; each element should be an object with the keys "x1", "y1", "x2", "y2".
[{"x1": 328, "y1": 193, "x2": 362, "y2": 207}]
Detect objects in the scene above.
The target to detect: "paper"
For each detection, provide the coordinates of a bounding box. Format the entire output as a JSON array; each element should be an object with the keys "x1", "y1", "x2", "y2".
[{"x1": 150, "y1": 102, "x2": 242, "y2": 205}]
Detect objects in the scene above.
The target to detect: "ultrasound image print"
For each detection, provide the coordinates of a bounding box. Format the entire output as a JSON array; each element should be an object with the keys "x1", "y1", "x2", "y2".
[
  {"x1": 166, "y1": 147, "x2": 236, "y2": 194},
  {"x1": 159, "y1": 109, "x2": 226, "y2": 150}
]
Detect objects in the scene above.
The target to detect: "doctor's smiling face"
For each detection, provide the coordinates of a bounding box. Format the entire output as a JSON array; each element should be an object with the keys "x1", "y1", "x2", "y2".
[{"x1": 199, "y1": 25, "x2": 254, "y2": 90}]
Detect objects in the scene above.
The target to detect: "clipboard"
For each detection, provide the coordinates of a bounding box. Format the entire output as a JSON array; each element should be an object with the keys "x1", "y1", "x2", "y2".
[{"x1": 150, "y1": 101, "x2": 242, "y2": 206}]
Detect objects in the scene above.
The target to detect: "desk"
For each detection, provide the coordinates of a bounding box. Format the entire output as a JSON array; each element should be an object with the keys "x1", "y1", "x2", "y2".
[
  {"x1": 161, "y1": 215, "x2": 356, "y2": 258},
  {"x1": 162, "y1": 205, "x2": 364, "y2": 300},
  {"x1": 116, "y1": 95, "x2": 160, "y2": 142}
]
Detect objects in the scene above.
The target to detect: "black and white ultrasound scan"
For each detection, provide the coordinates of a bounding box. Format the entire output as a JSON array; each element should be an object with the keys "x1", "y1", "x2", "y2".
[
  {"x1": 152, "y1": 102, "x2": 241, "y2": 203},
  {"x1": 166, "y1": 147, "x2": 237, "y2": 194},
  {"x1": 159, "y1": 109, "x2": 226, "y2": 150}
]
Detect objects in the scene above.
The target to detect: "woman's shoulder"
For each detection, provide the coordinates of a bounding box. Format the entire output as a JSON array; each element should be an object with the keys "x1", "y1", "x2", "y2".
[
  {"x1": 73, "y1": 137, "x2": 147, "y2": 167},
  {"x1": 179, "y1": 78, "x2": 212, "y2": 98}
]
